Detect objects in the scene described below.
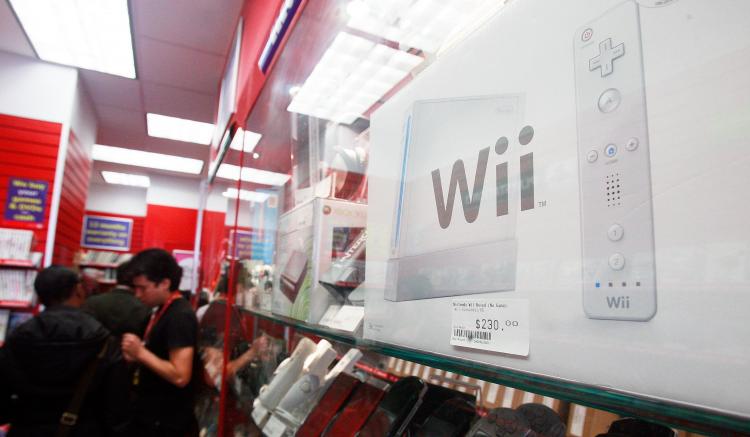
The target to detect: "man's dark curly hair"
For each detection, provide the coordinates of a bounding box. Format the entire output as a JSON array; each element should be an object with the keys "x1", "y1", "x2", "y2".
[{"x1": 129, "y1": 248, "x2": 182, "y2": 291}]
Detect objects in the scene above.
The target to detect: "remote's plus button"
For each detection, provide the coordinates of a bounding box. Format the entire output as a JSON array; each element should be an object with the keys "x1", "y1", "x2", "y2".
[
  {"x1": 589, "y1": 38, "x2": 625, "y2": 77},
  {"x1": 587, "y1": 150, "x2": 599, "y2": 163},
  {"x1": 605, "y1": 143, "x2": 618, "y2": 158},
  {"x1": 626, "y1": 137, "x2": 639, "y2": 151},
  {"x1": 608, "y1": 253, "x2": 625, "y2": 270},
  {"x1": 598, "y1": 88, "x2": 621, "y2": 113},
  {"x1": 608, "y1": 224, "x2": 624, "y2": 241}
]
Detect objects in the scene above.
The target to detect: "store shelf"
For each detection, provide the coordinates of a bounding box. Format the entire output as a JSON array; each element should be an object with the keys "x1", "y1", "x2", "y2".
[
  {"x1": 0, "y1": 300, "x2": 35, "y2": 310},
  {"x1": 78, "y1": 262, "x2": 118, "y2": 268},
  {"x1": 240, "y1": 307, "x2": 749, "y2": 435},
  {"x1": 0, "y1": 259, "x2": 35, "y2": 268}
]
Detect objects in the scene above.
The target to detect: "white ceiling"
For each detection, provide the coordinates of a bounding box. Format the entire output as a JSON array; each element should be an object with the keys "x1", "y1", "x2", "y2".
[{"x1": 0, "y1": 0, "x2": 245, "y2": 184}]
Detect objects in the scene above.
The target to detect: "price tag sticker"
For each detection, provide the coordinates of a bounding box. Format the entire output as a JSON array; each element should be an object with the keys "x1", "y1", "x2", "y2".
[{"x1": 450, "y1": 298, "x2": 529, "y2": 356}]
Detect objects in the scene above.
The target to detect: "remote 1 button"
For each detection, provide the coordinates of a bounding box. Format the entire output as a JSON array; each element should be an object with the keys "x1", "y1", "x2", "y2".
[
  {"x1": 607, "y1": 224, "x2": 624, "y2": 241},
  {"x1": 608, "y1": 253, "x2": 625, "y2": 270}
]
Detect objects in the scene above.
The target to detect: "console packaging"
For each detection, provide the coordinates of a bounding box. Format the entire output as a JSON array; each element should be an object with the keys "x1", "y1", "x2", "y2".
[
  {"x1": 273, "y1": 198, "x2": 367, "y2": 323},
  {"x1": 364, "y1": 0, "x2": 750, "y2": 417}
]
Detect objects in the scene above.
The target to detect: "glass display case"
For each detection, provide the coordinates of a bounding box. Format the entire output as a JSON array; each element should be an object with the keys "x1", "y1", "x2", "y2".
[{"x1": 193, "y1": 0, "x2": 750, "y2": 435}]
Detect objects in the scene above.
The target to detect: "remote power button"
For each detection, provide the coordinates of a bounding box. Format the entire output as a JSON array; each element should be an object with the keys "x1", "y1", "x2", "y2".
[
  {"x1": 608, "y1": 253, "x2": 626, "y2": 270},
  {"x1": 608, "y1": 224, "x2": 624, "y2": 241}
]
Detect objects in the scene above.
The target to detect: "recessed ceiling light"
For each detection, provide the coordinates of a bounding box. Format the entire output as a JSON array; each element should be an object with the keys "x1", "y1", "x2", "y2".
[
  {"x1": 101, "y1": 171, "x2": 150, "y2": 188},
  {"x1": 92, "y1": 144, "x2": 204, "y2": 175},
  {"x1": 228, "y1": 128, "x2": 263, "y2": 152},
  {"x1": 216, "y1": 163, "x2": 290, "y2": 186},
  {"x1": 222, "y1": 188, "x2": 271, "y2": 203},
  {"x1": 345, "y1": 0, "x2": 505, "y2": 54},
  {"x1": 287, "y1": 32, "x2": 422, "y2": 124},
  {"x1": 9, "y1": 0, "x2": 136, "y2": 78},
  {"x1": 146, "y1": 113, "x2": 214, "y2": 145},
  {"x1": 252, "y1": 152, "x2": 261, "y2": 159}
]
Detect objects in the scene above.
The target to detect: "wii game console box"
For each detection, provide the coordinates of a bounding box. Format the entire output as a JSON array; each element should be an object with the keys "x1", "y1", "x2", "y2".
[
  {"x1": 273, "y1": 197, "x2": 367, "y2": 323},
  {"x1": 364, "y1": 0, "x2": 750, "y2": 418}
]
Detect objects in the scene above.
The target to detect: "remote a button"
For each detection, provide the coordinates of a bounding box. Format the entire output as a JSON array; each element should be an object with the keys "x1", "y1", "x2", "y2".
[
  {"x1": 626, "y1": 137, "x2": 639, "y2": 151},
  {"x1": 598, "y1": 88, "x2": 621, "y2": 113},
  {"x1": 589, "y1": 38, "x2": 625, "y2": 77},
  {"x1": 608, "y1": 253, "x2": 626, "y2": 270},
  {"x1": 608, "y1": 224, "x2": 624, "y2": 241},
  {"x1": 605, "y1": 143, "x2": 618, "y2": 158},
  {"x1": 587, "y1": 150, "x2": 598, "y2": 163}
]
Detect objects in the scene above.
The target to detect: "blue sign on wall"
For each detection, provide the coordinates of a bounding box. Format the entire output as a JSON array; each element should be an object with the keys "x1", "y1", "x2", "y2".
[
  {"x1": 81, "y1": 215, "x2": 133, "y2": 251},
  {"x1": 3, "y1": 177, "x2": 48, "y2": 224},
  {"x1": 229, "y1": 229, "x2": 254, "y2": 260},
  {"x1": 251, "y1": 190, "x2": 278, "y2": 264}
]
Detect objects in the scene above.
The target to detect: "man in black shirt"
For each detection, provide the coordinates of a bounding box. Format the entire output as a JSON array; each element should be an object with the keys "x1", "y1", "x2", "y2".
[
  {"x1": 0, "y1": 266, "x2": 124, "y2": 436},
  {"x1": 121, "y1": 249, "x2": 199, "y2": 436},
  {"x1": 83, "y1": 260, "x2": 150, "y2": 337}
]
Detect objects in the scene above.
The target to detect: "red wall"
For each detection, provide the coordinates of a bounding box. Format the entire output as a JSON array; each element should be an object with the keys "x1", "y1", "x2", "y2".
[
  {"x1": 84, "y1": 210, "x2": 146, "y2": 254},
  {"x1": 200, "y1": 210, "x2": 227, "y2": 290},
  {"x1": 53, "y1": 131, "x2": 91, "y2": 265},
  {"x1": 235, "y1": 0, "x2": 307, "y2": 122},
  {"x1": 142, "y1": 204, "x2": 198, "y2": 254},
  {"x1": 0, "y1": 113, "x2": 61, "y2": 259}
]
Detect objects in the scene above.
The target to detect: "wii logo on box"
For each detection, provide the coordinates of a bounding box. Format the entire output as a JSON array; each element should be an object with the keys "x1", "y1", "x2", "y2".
[
  {"x1": 606, "y1": 296, "x2": 631, "y2": 309},
  {"x1": 431, "y1": 125, "x2": 536, "y2": 229}
]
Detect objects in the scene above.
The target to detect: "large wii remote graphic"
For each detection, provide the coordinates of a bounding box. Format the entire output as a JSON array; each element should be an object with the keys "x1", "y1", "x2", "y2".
[{"x1": 574, "y1": 1, "x2": 656, "y2": 321}]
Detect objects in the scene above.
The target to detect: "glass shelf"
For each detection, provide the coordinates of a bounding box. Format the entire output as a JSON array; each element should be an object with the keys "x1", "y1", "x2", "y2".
[{"x1": 240, "y1": 307, "x2": 749, "y2": 435}]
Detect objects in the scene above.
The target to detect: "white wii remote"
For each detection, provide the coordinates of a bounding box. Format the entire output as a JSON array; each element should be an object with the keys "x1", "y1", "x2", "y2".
[{"x1": 574, "y1": 1, "x2": 656, "y2": 321}]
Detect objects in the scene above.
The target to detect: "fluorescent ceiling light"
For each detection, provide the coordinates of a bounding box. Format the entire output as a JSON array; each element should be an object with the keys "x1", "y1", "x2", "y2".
[
  {"x1": 101, "y1": 171, "x2": 150, "y2": 188},
  {"x1": 287, "y1": 32, "x2": 422, "y2": 124},
  {"x1": 345, "y1": 0, "x2": 505, "y2": 55},
  {"x1": 228, "y1": 128, "x2": 263, "y2": 152},
  {"x1": 92, "y1": 144, "x2": 204, "y2": 175},
  {"x1": 216, "y1": 163, "x2": 291, "y2": 186},
  {"x1": 222, "y1": 188, "x2": 271, "y2": 203},
  {"x1": 146, "y1": 113, "x2": 214, "y2": 145},
  {"x1": 9, "y1": 0, "x2": 136, "y2": 78}
]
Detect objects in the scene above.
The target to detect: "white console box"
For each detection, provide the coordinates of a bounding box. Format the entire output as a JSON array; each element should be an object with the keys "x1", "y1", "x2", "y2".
[
  {"x1": 364, "y1": 0, "x2": 750, "y2": 417},
  {"x1": 273, "y1": 198, "x2": 367, "y2": 323}
]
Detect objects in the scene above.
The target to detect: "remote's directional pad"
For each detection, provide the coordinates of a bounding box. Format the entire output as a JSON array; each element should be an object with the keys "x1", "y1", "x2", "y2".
[{"x1": 589, "y1": 38, "x2": 625, "y2": 77}]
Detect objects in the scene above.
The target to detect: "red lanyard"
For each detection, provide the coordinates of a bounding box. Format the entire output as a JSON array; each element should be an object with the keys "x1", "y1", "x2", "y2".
[{"x1": 143, "y1": 292, "x2": 182, "y2": 342}]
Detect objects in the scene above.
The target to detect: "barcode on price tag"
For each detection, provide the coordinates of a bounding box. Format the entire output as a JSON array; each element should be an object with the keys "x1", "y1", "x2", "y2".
[{"x1": 450, "y1": 298, "x2": 529, "y2": 356}]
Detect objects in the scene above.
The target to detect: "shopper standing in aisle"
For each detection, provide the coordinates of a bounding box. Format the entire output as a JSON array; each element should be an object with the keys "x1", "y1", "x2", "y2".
[
  {"x1": 120, "y1": 248, "x2": 199, "y2": 437},
  {"x1": 83, "y1": 260, "x2": 151, "y2": 337},
  {"x1": 0, "y1": 266, "x2": 124, "y2": 436}
]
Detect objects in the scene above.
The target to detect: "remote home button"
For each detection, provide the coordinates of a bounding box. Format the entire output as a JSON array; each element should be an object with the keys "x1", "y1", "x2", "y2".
[
  {"x1": 609, "y1": 253, "x2": 625, "y2": 270},
  {"x1": 605, "y1": 143, "x2": 618, "y2": 158},
  {"x1": 608, "y1": 224, "x2": 624, "y2": 241},
  {"x1": 598, "y1": 88, "x2": 621, "y2": 113}
]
